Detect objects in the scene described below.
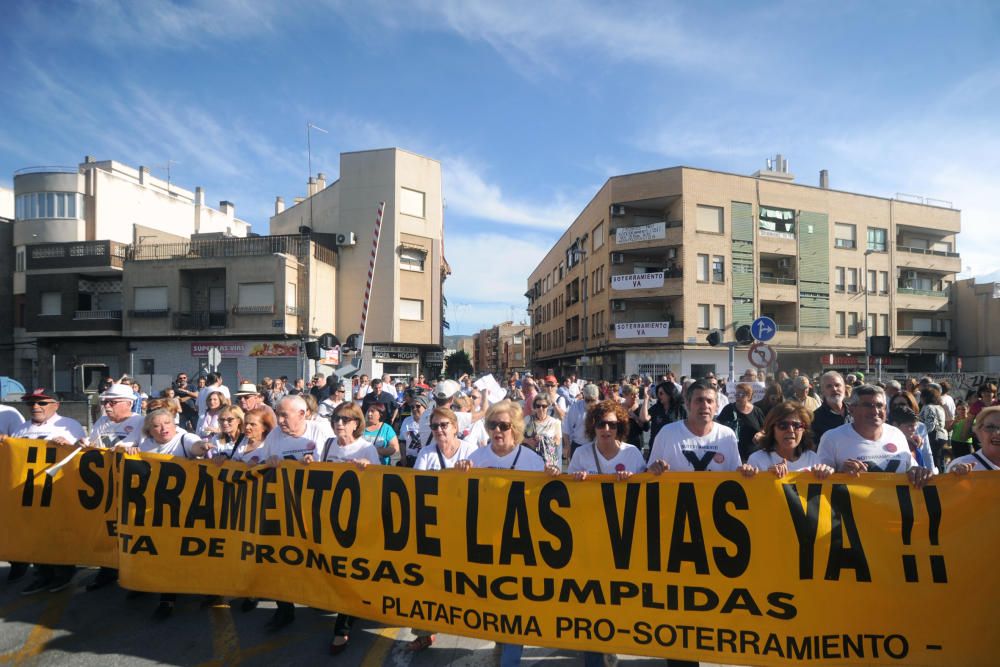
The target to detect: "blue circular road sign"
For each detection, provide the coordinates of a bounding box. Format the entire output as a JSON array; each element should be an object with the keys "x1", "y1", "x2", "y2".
[{"x1": 751, "y1": 316, "x2": 777, "y2": 342}]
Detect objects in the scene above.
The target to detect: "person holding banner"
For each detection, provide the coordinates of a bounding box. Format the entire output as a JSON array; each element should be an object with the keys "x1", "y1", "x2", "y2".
[
  {"x1": 259, "y1": 395, "x2": 333, "y2": 464},
  {"x1": 566, "y1": 400, "x2": 646, "y2": 482},
  {"x1": 739, "y1": 402, "x2": 833, "y2": 478},
  {"x1": 948, "y1": 406, "x2": 1000, "y2": 472},
  {"x1": 399, "y1": 395, "x2": 430, "y2": 466},
  {"x1": 455, "y1": 400, "x2": 545, "y2": 666},
  {"x1": 817, "y1": 385, "x2": 933, "y2": 488},
  {"x1": 11, "y1": 389, "x2": 86, "y2": 595},
  {"x1": 362, "y1": 402, "x2": 399, "y2": 465},
  {"x1": 647, "y1": 380, "x2": 742, "y2": 474},
  {"x1": 209, "y1": 406, "x2": 245, "y2": 459}
]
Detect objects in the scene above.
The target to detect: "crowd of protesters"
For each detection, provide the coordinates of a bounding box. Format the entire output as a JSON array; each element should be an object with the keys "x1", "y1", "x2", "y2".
[{"x1": 1, "y1": 364, "x2": 998, "y2": 665}]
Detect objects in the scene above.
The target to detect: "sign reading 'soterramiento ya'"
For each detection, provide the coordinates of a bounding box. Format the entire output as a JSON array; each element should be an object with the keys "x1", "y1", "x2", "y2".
[
  {"x1": 612, "y1": 272, "x2": 665, "y2": 291},
  {"x1": 615, "y1": 322, "x2": 670, "y2": 338},
  {"x1": 615, "y1": 222, "x2": 665, "y2": 245}
]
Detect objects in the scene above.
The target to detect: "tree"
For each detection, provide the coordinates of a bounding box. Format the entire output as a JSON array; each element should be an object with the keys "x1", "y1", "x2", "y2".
[{"x1": 444, "y1": 350, "x2": 473, "y2": 378}]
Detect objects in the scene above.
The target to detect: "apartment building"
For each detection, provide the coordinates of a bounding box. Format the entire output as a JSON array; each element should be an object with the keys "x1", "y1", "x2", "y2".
[
  {"x1": 953, "y1": 278, "x2": 1000, "y2": 373},
  {"x1": 270, "y1": 148, "x2": 447, "y2": 381},
  {"x1": 10, "y1": 158, "x2": 250, "y2": 391},
  {"x1": 527, "y1": 159, "x2": 961, "y2": 380},
  {"x1": 473, "y1": 322, "x2": 531, "y2": 378}
]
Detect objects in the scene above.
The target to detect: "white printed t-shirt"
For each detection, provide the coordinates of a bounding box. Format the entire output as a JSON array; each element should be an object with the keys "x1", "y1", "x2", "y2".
[
  {"x1": 746, "y1": 449, "x2": 822, "y2": 473},
  {"x1": 0, "y1": 406, "x2": 25, "y2": 436},
  {"x1": 414, "y1": 440, "x2": 479, "y2": 471},
  {"x1": 137, "y1": 430, "x2": 202, "y2": 458},
  {"x1": 568, "y1": 442, "x2": 646, "y2": 475},
  {"x1": 13, "y1": 414, "x2": 86, "y2": 442},
  {"x1": 648, "y1": 421, "x2": 742, "y2": 471},
  {"x1": 320, "y1": 438, "x2": 380, "y2": 464},
  {"x1": 468, "y1": 444, "x2": 545, "y2": 471},
  {"x1": 946, "y1": 452, "x2": 1000, "y2": 472},
  {"x1": 88, "y1": 414, "x2": 144, "y2": 448},
  {"x1": 417, "y1": 406, "x2": 473, "y2": 448},
  {"x1": 259, "y1": 419, "x2": 334, "y2": 461},
  {"x1": 817, "y1": 423, "x2": 915, "y2": 473}
]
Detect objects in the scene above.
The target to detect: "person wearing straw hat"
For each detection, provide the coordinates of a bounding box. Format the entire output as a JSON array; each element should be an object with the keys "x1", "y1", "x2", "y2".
[
  {"x1": 233, "y1": 381, "x2": 276, "y2": 420},
  {"x1": 10, "y1": 389, "x2": 85, "y2": 596}
]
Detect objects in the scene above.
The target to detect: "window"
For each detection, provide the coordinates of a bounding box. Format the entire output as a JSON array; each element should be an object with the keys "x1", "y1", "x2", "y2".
[
  {"x1": 759, "y1": 205, "x2": 796, "y2": 237},
  {"x1": 15, "y1": 192, "x2": 81, "y2": 221},
  {"x1": 400, "y1": 298, "x2": 424, "y2": 321},
  {"x1": 238, "y1": 283, "x2": 274, "y2": 308},
  {"x1": 867, "y1": 227, "x2": 887, "y2": 252},
  {"x1": 134, "y1": 286, "x2": 168, "y2": 311},
  {"x1": 867, "y1": 269, "x2": 877, "y2": 294},
  {"x1": 836, "y1": 311, "x2": 846, "y2": 336},
  {"x1": 932, "y1": 240, "x2": 953, "y2": 254},
  {"x1": 912, "y1": 317, "x2": 933, "y2": 332},
  {"x1": 592, "y1": 222, "x2": 604, "y2": 250},
  {"x1": 849, "y1": 312, "x2": 861, "y2": 336},
  {"x1": 40, "y1": 291, "x2": 61, "y2": 316},
  {"x1": 400, "y1": 248, "x2": 425, "y2": 272},
  {"x1": 696, "y1": 205, "x2": 724, "y2": 233},
  {"x1": 399, "y1": 187, "x2": 425, "y2": 218},
  {"x1": 847, "y1": 268, "x2": 858, "y2": 293},
  {"x1": 868, "y1": 313, "x2": 877, "y2": 335},
  {"x1": 714, "y1": 305, "x2": 726, "y2": 330},
  {"x1": 712, "y1": 256, "x2": 725, "y2": 283},
  {"x1": 835, "y1": 267, "x2": 846, "y2": 292},
  {"x1": 697, "y1": 254, "x2": 709, "y2": 282},
  {"x1": 879, "y1": 271, "x2": 889, "y2": 294},
  {"x1": 592, "y1": 265, "x2": 604, "y2": 294},
  {"x1": 15, "y1": 247, "x2": 25, "y2": 272},
  {"x1": 879, "y1": 314, "x2": 889, "y2": 336},
  {"x1": 286, "y1": 282, "x2": 297, "y2": 314},
  {"x1": 698, "y1": 304, "x2": 710, "y2": 330},
  {"x1": 834, "y1": 223, "x2": 857, "y2": 249}
]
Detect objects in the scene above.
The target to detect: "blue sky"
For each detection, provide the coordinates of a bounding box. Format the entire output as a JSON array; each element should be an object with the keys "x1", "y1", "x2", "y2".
[{"x1": 2, "y1": 0, "x2": 998, "y2": 335}]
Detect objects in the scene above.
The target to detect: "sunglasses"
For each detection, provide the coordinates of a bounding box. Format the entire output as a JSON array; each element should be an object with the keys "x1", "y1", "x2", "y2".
[
  {"x1": 596, "y1": 420, "x2": 621, "y2": 430},
  {"x1": 219, "y1": 417, "x2": 239, "y2": 423},
  {"x1": 101, "y1": 399, "x2": 130, "y2": 405},
  {"x1": 29, "y1": 401, "x2": 55, "y2": 406},
  {"x1": 533, "y1": 403, "x2": 548, "y2": 408},
  {"x1": 332, "y1": 415, "x2": 357, "y2": 424},
  {"x1": 430, "y1": 422, "x2": 451, "y2": 431},
  {"x1": 486, "y1": 421, "x2": 513, "y2": 432},
  {"x1": 775, "y1": 421, "x2": 805, "y2": 431},
  {"x1": 545, "y1": 383, "x2": 557, "y2": 388}
]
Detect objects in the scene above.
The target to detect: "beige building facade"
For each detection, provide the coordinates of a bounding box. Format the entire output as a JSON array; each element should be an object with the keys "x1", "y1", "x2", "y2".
[
  {"x1": 270, "y1": 148, "x2": 446, "y2": 380},
  {"x1": 527, "y1": 163, "x2": 961, "y2": 380},
  {"x1": 473, "y1": 322, "x2": 531, "y2": 378},
  {"x1": 953, "y1": 278, "x2": 1000, "y2": 373}
]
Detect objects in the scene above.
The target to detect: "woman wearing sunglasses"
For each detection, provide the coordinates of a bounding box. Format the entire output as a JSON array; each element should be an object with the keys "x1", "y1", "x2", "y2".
[
  {"x1": 524, "y1": 396, "x2": 563, "y2": 467},
  {"x1": 456, "y1": 400, "x2": 546, "y2": 667},
  {"x1": 738, "y1": 402, "x2": 833, "y2": 479},
  {"x1": 404, "y1": 406, "x2": 480, "y2": 653},
  {"x1": 209, "y1": 405, "x2": 245, "y2": 458},
  {"x1": 566, "y1": 400, "x2": 646, "y2": 482},
  {"x1": 948, "y1": 406, "x2": 1000, "y2": 473},
  {"x1": 324, "y1": 402, "x2": 382, "y2": 655}
]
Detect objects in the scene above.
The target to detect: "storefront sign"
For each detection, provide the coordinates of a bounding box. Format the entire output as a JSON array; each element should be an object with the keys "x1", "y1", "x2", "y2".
[
  {"x1": 820, "y1": 355, "x2": 900, "y2": 367},
  {"x1": 191, "y1": 342, "x2": 246, "y2": 357},
  {"x1": 611, "y1": 272, "x2": 665, "y2": 290},
  {"x1": 424, "y1": 350, "x2": 444, "y2": 363},
  {"x1": 372, "y1": 345, "x2": 420, "y2": 361},
  {"x1": 614, "y1": 322, "x2": 670, "y2": 338},
  {"x1": 191, "y1": 342, "x2": 299, "y2": 358},
  {"x1": 615, "y1": 222, "x2": 666, "y2": 245}
]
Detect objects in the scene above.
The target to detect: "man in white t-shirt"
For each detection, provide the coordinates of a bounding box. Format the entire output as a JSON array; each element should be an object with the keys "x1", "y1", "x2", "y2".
[
  {"x1": 87, "y1": 384, "x2": 145, "y2": 448},
  {"x1": 817, "y1": 385, "x2": 932, "y2": 488},
  {"x1": 260, "y1": 395, "x2": 334, "y2": 464},
  {"x1": 648, "y1": 380, "x2": 741, "y2": 472}
]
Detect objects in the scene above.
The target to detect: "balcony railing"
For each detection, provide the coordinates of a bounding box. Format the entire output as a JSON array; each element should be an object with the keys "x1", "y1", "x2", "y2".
[
  {"x1": 27, "y1": 240, "x2": 128, "y2": 271},
  {"x1": 897, "y1": 330, "x2": 947, "y2": 337},
  {"x1": 173, "y1": 311, "x2": 227, "y2": 329},
  {"x1": 834, "y1": 239, "x2": 857, "y2": 249},
  {"x1": 897, "y1": 288, "x2": 949, "y2": 298},
  {"x1": 760, "y1": 276, "x2": 797, "y2": 285},
  {"x1": 233, "y1": 304, "x2": 275, "y2": 315},
  {"x1": 896, "y1": 245, "x2": 960, "y2": 259},
  {"x1": 131, "y1": 235, "x2": 312, "y2": 261},
  {"x1": 73, "y1": 310, "x2": 122, "y2": 320},
  {"x1": 128, "y1": 309, "x2": 169, "y2": 318},
  {"x1": 772, "y1": 322, "x2": 797, "y2": 332}
]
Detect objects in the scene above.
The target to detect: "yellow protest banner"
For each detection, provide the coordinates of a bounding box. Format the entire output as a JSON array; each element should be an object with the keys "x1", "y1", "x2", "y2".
[
  {"x1": 1, "y1": 439, "x2": 997, "y2": 664},
  {"x1": 111, "y1": 453, "x2": 997, "y2": 665},
  {"x1": 0, "y1": 439, "x2": 117, "y2": 568}
]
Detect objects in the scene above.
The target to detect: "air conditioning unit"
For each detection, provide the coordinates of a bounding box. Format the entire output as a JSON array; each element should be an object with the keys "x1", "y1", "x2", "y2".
[
  {"x1": 666, "y1": 247, "x2": 678, "y2": 260},
  {"x1": 611, "y1": 253, "x2": 625, "y2": 265},
  {"x1": 904, "y1": 270, "x2": 918, "y2": 280},
  {"x1": 612, "y1": 300, "x2": 627, "y2": 312},
  {"x1": 611, "y1": 205, "x2": 626, "y2": 217},
  {"x1": 335, "y1": 232, "x2": 357, "y2": 246},
  {"x1": 778, "y1": 258, "x2": 792, "y2": 269}
]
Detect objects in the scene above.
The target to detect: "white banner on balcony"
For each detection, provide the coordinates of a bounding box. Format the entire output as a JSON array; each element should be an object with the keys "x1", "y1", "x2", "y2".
[
  {"x1": 615, "y1": 222, "x2": 666, "y2": 245},
  {"x1": 614, "y1": 322, "x2": 670, "y2": 339},
  {"x1": 611, "y1": 272, "x2": 665, "y2": 291}
]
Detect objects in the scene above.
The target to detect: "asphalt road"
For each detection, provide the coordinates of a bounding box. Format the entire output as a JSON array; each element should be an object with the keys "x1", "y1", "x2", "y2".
[{"x1": 0, "y1": 563, "x2": 746, "y2": 667}]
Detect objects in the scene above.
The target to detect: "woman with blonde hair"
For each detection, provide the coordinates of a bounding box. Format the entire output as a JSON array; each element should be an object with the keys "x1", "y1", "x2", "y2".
[{"x1": 196, "y1": 389, "x2": 229, "y2": 437}]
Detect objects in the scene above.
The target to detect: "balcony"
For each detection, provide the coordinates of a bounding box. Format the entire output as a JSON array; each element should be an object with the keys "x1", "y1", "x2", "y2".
[
  {"x1": 26, "y1": 240, "x2": 128, "y2": 273},
  {"x1": 609, "y1": 268, "x2": 684, "y2": 298},
  {"x1": 896, "y1": 287, "x2": 949, "y2": 313},
  {"x1": 759, "y1": 276, "x2": 798, "y2": 303},
  {"x1": 73, "y1": 309, "x2": 122, "y2": 321},
  {"x1": 895, "y1": 330, "x2": 949, "y2": 353},
  {"x1": 611, "y1": 219, "x2": 683, "y2": 248},
  {"x1": 233, "y1": 304, "x2": 275, "y2": 315},
  {"x1": 896, "y1": 245, "x2": 961, "y2": 274},
  {"x1": 131, "y1": 234, "x2": 315, "y2": 262},
  {"x1": 128, "y1": 309, "x2": 169, "y2": 318},
  {"x1": 174, "y1": 311, "x2": 227, "y2": 330}
]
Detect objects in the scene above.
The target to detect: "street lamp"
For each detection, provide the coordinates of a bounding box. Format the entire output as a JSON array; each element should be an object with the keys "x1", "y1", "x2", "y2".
[
  {"x1": 571, "y1": 233, "x2": 590, "y2": 371},
  {"x1": 864, "y1": 248, "x2": 874, "y2": 373}
]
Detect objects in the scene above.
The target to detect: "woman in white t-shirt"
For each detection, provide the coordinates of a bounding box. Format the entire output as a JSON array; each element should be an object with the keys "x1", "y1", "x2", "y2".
[
  {"x1": 399, "y1": 397, "x2": 430, "y2": 466},
  {"x1": 209, "y1": 406, "x2": 245, "y2": 459},
  {"x1": 196, "y1": 389, "x2": 229, "y2": 438},
  {"x1": 739, "y1": 402, "x2": 833, "y2": 479},
  {"x1": 567, "y1": 400, "x2": 646, "y2": 481},
  {"x1": 949, "y1": 406, "x2": 1000, "y2": 473}
]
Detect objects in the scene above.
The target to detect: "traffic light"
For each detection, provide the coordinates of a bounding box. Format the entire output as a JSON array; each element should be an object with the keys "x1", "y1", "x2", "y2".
[
  {"x1": 707, "y1": 330, "x2": 722, "y2": 346},
  {"x1": 343, "y1": 334, "x2": 362, "y2": 352},
  {"x1": 318, "y1": 333, "x2": 340, "y2": 349},
  {"x1": 735, "y1": 324, "x2": 753, "y2": 345},
  {"x1": 304, "y1": 341, "x2": 322, "y2": 360}
]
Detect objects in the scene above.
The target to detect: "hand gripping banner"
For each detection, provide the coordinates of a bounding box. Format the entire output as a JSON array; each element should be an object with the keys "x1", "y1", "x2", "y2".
[{"x1": 1, "y1": 439, "x2": 998, "y2": 665}]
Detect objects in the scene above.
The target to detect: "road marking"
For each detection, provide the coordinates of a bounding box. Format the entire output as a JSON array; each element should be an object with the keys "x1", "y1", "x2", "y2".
[{"x1": 0, "y1": 591, "x2": 73, "y2": 664}]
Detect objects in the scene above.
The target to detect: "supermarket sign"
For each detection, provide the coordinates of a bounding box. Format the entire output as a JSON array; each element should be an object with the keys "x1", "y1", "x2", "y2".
[{"x1": 191, "y1": 342, "x2": 299, "y2": 358}]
